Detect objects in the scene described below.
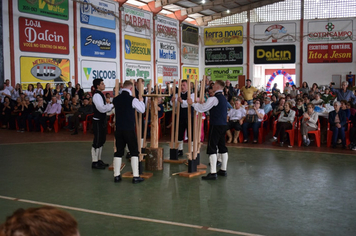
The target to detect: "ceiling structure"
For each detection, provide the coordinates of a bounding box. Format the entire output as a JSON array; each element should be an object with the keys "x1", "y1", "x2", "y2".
[{"x1": 121, "y1": 0, "x2": 285, "y2": 25}]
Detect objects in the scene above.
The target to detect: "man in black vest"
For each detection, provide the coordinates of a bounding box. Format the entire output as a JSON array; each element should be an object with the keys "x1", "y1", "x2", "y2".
[
  {"x1": 91, "y1": 79, "x2": 114, "y2": 169},
  {"x1": 188, "y1": 80, "x2": 228, "y2": 180},
  {"x1": 172, "y1": 80, "x2": 195, "y2": 156},
  {"x1": 112, "y1": 80, "x2": 145, "y2": 184}
]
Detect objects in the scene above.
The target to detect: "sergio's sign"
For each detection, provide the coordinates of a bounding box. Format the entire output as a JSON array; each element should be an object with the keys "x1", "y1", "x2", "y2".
[
  {"x1": 157, "y1": 41, "x2": 177, "y2": 63},
  {"x1": 125, "y1": 63, "x2": 151, "y2": 80},
  {"x1": 205, "y1": 47, "x2": 243, "y2": 65},
  {"x1": 254, "y1": 45, "x2": 296, "y2": 64},
  {"x1": 308, "y1": 20, "x2": 353, "y2": 41},
  {"x1": 124, "y1": 35, "x2": 151, "y2": 61},
  {"x1": 204, "y1": 26, "x2": 243, "y2": 46},
  {"x1": 253, "y1": 23, "x2": 296, "y2": 43},
  {"x1": 20, "y1": 57, "x2": 70, "y2": 89},
  {"x1": 80, "y1": 0, "x2": 116, "y2": 29},
  {"x1": 19, "y1": 17, "x2": 69, "y2": 54},
  {"x1": 81, "y1": 60, "x2": 117, "y2": 89},
  {"x1": 308, "y1": 43, "x2": 353, "y2": 63},
  {"x1": 81, "y1": 28, "x2": 116, "y2": 58},
  {"x1": 182, "y1": 24, "x2": 199, "y2": 45},
  {"x1": 18, "y1": 0, "x2": 69, "y2": 20},
  {"x1": 182, "y1": 44, "x2": 199, "y2": 65},
  {"x1": 205, "y1": 67, "x2": 243, "y2": 81},
  {"x1": 156, "y1": 16, "x2": 178, "y2": 40},
  {"x1": 122, "y1": 6, "x2": 151, "y2": 36},
  {"x1": 182, "y1": 67, "x2": 199, "y2": 81}
]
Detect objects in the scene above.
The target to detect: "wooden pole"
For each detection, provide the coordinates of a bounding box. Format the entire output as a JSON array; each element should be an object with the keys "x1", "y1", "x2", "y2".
[
  {"x1": 197, "y1": 77, "x2": 206, "y2": 155},
  {"x1": 138, "y1": 79, "x2": 143, "y2": 159},
  {"x1": 131, "y1": 79, "x2": 140, "y2": 150},
  {"x1": 187, "y1": 77, "x2": 192, "y2": 160},
  {"x1": 193, "y1": 79, "x2": 198, "y2": 160},
  {"x1": 113, "y1": 79, "x2": 119, "y2": 153},
  {"x1": 143, "y1": 83, "x2": 152, "y2": 148},
  {"x1": 170, "y1": 80, "x2": 176, "y2": 149},
  {"x1": 174, "y1": 79, "x2": 182, "y2": 149}
]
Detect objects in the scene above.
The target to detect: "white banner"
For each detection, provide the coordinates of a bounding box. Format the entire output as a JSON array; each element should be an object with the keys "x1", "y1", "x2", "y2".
[
  {"x1": 81, "y1": 60, "x2": 117, "y2": 89},
  {"x1": 155, "y1": 15, "x2": 178, "y2": 41},
  {"x1": 125, "y1": 63, "x2": 152, "y2": 80},
  {"x1": 182, "y1": 44, "x2": 199, "y2": 65},
  {"x1": 253, "y1": 23, "x2": 296, "y2": 44},
  {"x1": 308, "y1": 20, "x2": 353, "y2": 41},
  {"x1": 157, "y1": 40, "x2": 178, "y2": 63},
  {"x1": 122, "y1": 6, "x2": 152, "y2": 36}
]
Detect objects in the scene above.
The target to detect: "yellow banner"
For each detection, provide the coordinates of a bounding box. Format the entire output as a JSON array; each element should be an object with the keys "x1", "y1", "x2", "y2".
[
  {"x1": 20, "y1": 57, "x2": 70, "y2": 90},
  {"x1": 182, "y1": 67, "x2": 199, "y2": 81},
  {"x1": 204, "y1": 26, "x2": 243, "y2": 45},
  {"x1": 124, "y1": 35, "x2": 151, "y2": 61}
]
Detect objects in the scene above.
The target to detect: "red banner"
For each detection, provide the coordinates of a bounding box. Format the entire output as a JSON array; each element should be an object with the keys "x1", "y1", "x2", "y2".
[
  {"x1": 19, "y1": 17, "x2": 69, "y2": 54},
  {"x1": 308, "y1": 43, "x2": 352, "y2": 63}
]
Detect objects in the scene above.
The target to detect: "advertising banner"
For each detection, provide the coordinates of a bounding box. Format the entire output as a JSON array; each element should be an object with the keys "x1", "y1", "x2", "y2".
[
  {"x1": 19, "y1": 17, "x2": 69, "y2": 54},
  {"x1": 122, "y1": 6, "x2": 151, "y2": 36},
  {"x1": 205, "y1": 47, "x2": 243, "y2": 65},
  {"x1": 156, "y1": 15, "x2": 178, "y2": 41},
  {"x1": 308, "y1": 20, "x2": 353, "y2": 41},
  {"x1": 81, "y1": 28, "x2": 116, "y2": 58},
  {"x1": 125, "y1": 63, "x2": 151, "y2": 87},
  {"x1": 205, "y1": 67, "x2": 243, "y2": 81},
  {"x1": 182, "y1": 24, "x2": 199, "y2": 45},
  {"x1": 80, "y1": 0, "x2": 116, "y2": 29},
  {"x1": 157, "y1": 65, "x2": 178, "y2": 84},
  {"x1": 253, "y1": 23, "x2": 296, "y2": 43},
  {"x1": 81, "y1": 60, "x2": 117, "y2": 89},
  {"x1": 204, "y1": 26, "x2": 243, "y2": 46},
  {"x1": 20, "y1": 57, "x2": 70, "y2": 90},
  {"x1": 157, "y1": 41, "x2": 177, "y2": 63},
  {"x1": 182, "y1": 67, "x2": 199, "y2": 81},
  {"x1": 18, "y1": 0, "x2": 69, "y2": 20},
  {"x1": 308, "y1": 43, "x2": 353, "y2": 63},
  {"x1": 124, "y1": 35, "x2": 151, "y2": 61},
  {"x1": 254, "y1": 45, "x2": 296, "y2": 64},
  {"x1": 182, "y1": 44, "x2": 199, "y2": 65}
]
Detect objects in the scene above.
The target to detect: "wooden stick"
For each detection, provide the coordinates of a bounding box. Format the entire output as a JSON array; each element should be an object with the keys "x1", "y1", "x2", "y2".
[
  {"x1": 159, "y1": 85, "x2": 162, "y2": 94},
  {"x1": 170, "y1": 80, "x2": 176, "y2": 149},
  {"x1": 193, "y1": 79, "x2": 198, "y2": 160},
  {"x1": 138, "y1": 79, "x2": 143, "y2": 159},
  {"x1": 143, "y1": 83, "x2": 152, "y2": 148},
  {"x1": 196, "y1": 77, "x2": 206, "y2": 155},
  {"x1": 113, "y1": 79, "x2": 119, "y2": 153},
  {"x1": 174, "y1": 79, "x2": 182, "y2": 149},
  {"x1": 131, "y1": 79, "x2": 140, "y2": 151},
  {"x1": 187, "y1": 77, "x2": 192, "y2": 160}
]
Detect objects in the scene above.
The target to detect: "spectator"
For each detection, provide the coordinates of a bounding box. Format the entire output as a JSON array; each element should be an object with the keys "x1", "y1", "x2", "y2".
[
  {"x1": 311, "y1": 93, "x2": 323, "y2": 106},
  {"x1": 299, "y1": 82, "x2": 309, "y2": 95},
  {"x1": 33, "y1": 82, "x2": 43, "y2": 97},
  {"x1": 330, "y1": 81, "x2": 356, "y2": 104},
  {"x1": 240, "y1": 79, "x2": 258, "y2": 105},
  {"x1": 70, "y1": 98, "x2": 93, "y2": 135},
  {"x1": 54, "y1": 84, "x2": 60, "y2": 95},
  {"x1": 65, "y1": 81, "x2": 74, "y2": 97},
  {"x1": 17, "y1": 97, "x2": 34, "y2": 132},
  {"x1": 40, "y1": 96, "x2": 61, "y2": 132},
  {"x1": 65, "y1": 92, "x2": 72, "y2": 102},
  {"x1": 321, "y1": 88, "x2": 334, "y2": 105},
  {"x1": 28, "y1": 97, "x2": 46, "y2": 132},
  {"x1": 74, "y1": 83, "x2": 84, "y2": 100},
  {"x1": 303, "y1": 96, "x2": 310, "y2": 107},
  {"x1": 4, "y1": 79, "x2": 14, "y2": 93},
  {"x1": 290, "y1": 85, "x2": 299, "y2": 98},
  {"x1": 263, "y1": 97, "x2": 273, "y2": 114},
  {"x1": 270, "y1": 101, "x2": 296, "y2": 147},
  {"x1": 301, "y1": 103, "x2": 319, "y2": 146},
  {"x1": 329, "y1": 101, "x2": 346, "y2": 149},
  {"x1": 0, "y1": 84, "x2": 11, "y2": 103},
  {"x1": 106, "y1": 93, "x2": 113, "y2": 103},
  {"x1": 340, "y1": 100, "x2": 350, "y2": 120},
  {"x1": 284, "y1": 82, "x2": 292, "y2": 94},
  {"x1": 272, "y1": 83, "x2": 279, "y2": 94},
  {"x1": 226, "y1": 99, "x2": 246, "y2": 143},
  {"x1": 71, "y1": 97, "x2": 80, "y2": 113},
  {"x1": 225, "y1": 80, "x2": 234, "y2": 101},
  {"x1": 10, "y1": 83, "x2": 21, "y2": 104},
  {"x1": 23, "y1": 84, "x2": 35, "y2": 102},
  {"x1": 233, "y1": 84, "x2": 239, "y2": 96},
  {"x1": 271, "y1": 94, "x2": 278, "y2": 110},
  {"x1": 272, "y1": 98, "x2": 285, "y2": 119},
  {"x1": 43, "y1": 83, "x2": 53, "y2": 103},
  {"x1": 311, "y1": 83, "x2": 319, "y2": 94},
  {"x1": 242, "y1": 100, "x2": 265, "y2": 143},
  {"x1": 295, "y1": 98, "x2": 306, "y2": 117},
  {"x1": 347, "y1": 71, "x2": 353, "y2": 88},
  {"x1": 11, "y1": 97, "x2": 23, "y2": 129},
  {"x1": 1, "y1": 97, "x2": 12, "y2": 129},
  {"x1": 62, "y1": 98, "x2": 73, "y2": 124}
]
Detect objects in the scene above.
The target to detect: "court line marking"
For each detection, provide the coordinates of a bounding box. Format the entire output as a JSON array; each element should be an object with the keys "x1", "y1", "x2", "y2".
[{"x1": 0, "y1": 195, "x2": 264, "y2": 236}]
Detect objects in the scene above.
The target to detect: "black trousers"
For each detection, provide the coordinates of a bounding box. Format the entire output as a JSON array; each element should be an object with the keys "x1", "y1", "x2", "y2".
[
  {"x1": 115, "y1": 129, "x2": 138, "y2": 157},
  {"x1": 40, "y1": 115, "x2": 56, "y2": 129},
  {"x1": 228, "y1": 120, "x2": 242, "y2": 131},
  {"x1": 207, "y1": 125, "x2": 228, "y2": 155},
  {"x1": 92, "y1": 119, "x2": 107, "y2": 149},
  {"x1": 178, "y1": 118, "x2": 194, "y2": 141},
  {"x1": 274, "y1": 122, "x2": 292, "y2": 140}
]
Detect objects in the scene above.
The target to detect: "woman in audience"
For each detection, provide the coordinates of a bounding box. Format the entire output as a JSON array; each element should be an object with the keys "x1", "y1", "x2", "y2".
[
  {"x1": 17, "y1": 97, "x2": 33, "y2": 132},
  {"x1": 270, "y1": 101, "x2": 296, "y2": 147},
  {"x1": 10, "y1": 97, "x2": 22, "y2": 129},
  {"x1": 271, "y1": 94, "x2": 278, "y2": 110},
  {"x1": 310, "y1": 83, "x2": 319, "y2": 94},
  {"x1": 295, "y1": 98, "x2": 306, "y2": 117},
  {"x1": 24, "y1": 84, "x2": 35, "y2": 102},
  {"x1": 34, "y1": 82, "x2": 43, "y2": 97},
  {"x1": 272, "y1": 83, "x2": 278, "y2": 94},
  {"x1": 290, "y1": 85, "x2": 299, "y2": 98},
  {"x1": 242, "y1": 100, "x2": 265, "y2": 144},
  {"x1": 299, "y1": 82, "x2": 309, "y2": 95},
  {"x1": 311, "y1": 93, "x2": 323, "y2": 106},
  {"x1": 272, "y1": 98, "x2": 285, "y2": 120},
  {"x1": 226, "y1": 98, "x2": 246, "y2": 143},
  {"x1": 62, "y1": 98, "x2": 73, "y2": 126},
  {"x1": 74, "y1": 83, "x2": 84, "y2": 100},
  {"x1": 329, "y1": 101, "x2": 346, "y2": 149},
  {"x1": 43, "y1": 83, "x2": 53, "y2": 103},
  {"x1": 1, "y1": 97, "x2": 12, "y2": 129},
  {"x1": 28, "y1": 97, "x2": 46, "y2": 132},
  {"x1": 11, "y1": 83, "x2": 21, "y2": 105},
  {"x1": 340, "y1": 100, "x2": 350, "y2": 120},
  {"x1": 301, "y1": 103, "x2": 318, "y2": 146}
]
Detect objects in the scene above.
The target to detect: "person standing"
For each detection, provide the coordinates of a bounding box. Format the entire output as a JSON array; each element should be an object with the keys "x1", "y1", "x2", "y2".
[
  {"x1": 240, "y1": 79, "x2": 258, "y2": 105},
  {"x1": 112, "y1": 80, "x2": 145, "y2": 184},
  {"x1": 91, "y1": 79, "x2": 113, "y2": 169},
  {"x1": 188, "y1": 80, "x2": 228, "y2": 180}
]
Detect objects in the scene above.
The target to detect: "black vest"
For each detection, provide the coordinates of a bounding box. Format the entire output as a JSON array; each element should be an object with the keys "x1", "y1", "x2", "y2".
[
  {"x1": 113, "y1": 91, "x2": 135, "y2": 130},
  {"x1": 179, "y1": 92, "x2": 194, "y2": 120},
  {"x1": 210, "y1": 92, "x2": 227, "y2": 126},
  {"x1": 93, "y1": 90, "x2": 106, "y2": 121}
]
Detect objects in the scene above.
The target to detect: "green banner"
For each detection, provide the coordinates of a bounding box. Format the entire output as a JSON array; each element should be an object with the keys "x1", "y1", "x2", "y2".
[
  {"x1": 205, "y1": 67, "x2": 243, "y2": 81},
  {"x1": 19, "y1": 0, "x2": 69, "y2": 20}
]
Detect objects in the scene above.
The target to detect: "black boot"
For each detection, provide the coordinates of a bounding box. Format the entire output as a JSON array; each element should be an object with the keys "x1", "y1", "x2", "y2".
[
  {"x1": 98, "y1": 160, "x2": 109, "y2": 167},
  {"x1": 91, "y1": 161, "x2": 106, "y2": 169},
  {"x1": 132, "y1": 177, "x2": 144, "y2": 184},
  {"x1": 217, "y1": 170, "x2": 227, "y2": 176},
  {"x1": 126, "y1": 152, "x2": 131, "y2": 159},
  {"x1": 202, "y1": 173, "x2": 217, "y2": 180},
  {"x1": 114, "y1": 175, "x2": 122, "y2": 182},
  {"x1": 178, "y1": 150, "x2": 183, "y2": 156}
]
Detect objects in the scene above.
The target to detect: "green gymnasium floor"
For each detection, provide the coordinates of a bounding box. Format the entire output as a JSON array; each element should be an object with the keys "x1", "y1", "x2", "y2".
[{"x1": 1, "y1": 141, "x2": 356, "y2": 236}]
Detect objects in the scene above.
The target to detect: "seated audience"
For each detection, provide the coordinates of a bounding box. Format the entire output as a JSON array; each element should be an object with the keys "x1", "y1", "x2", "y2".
[
  {"x1": 1, "y1": 97, "x2": 12, "y2": 129},
  {"x1": 290, "y1": 85, "x2": 299, "y2": 98},
  {"x1": 43, "y1": 83, "x2": 53, "y2": 103},
  {"x1": 242, "y1": 100, "x2": 265, "y2": 144},
  {"x1": 263, "y1": 97, "x2": 273, "y2": 114},
  {"x1": 40, "y1": 96, "x2": 61, "y2": 132},
  {"x1": 340, "y1": 100, "x2": 351, "y2": 120},
  {"x1": 28, "y1": 97, "x2": 46, "y2": 132},
  {"x1": 226, "y1": 99, "x2": 246, "y2": 143},
  {"x1": 311, "y1": 93, "x2": 323, "y2": 106},
  {"x1": 17, "y1": 97, "x2": 34, "y2": 132},
  {"x1": 328, "y1": 101, "x2": 346, "y2": 148},
  {"x1": 299, "y1": 82, "x2": 309, "y2": 95},
  {"x1": 301, "y1": 103, "x2": 318, "y2": 146},
  {"x1": 272, "y1": 98, "x2": 285, "y2": 120},
  {"x1": 24, "y1": 84, "x2": 36, "y2": 102},
  {"x1": 33, "y1": 82, "x2": 43, "y2": 97},
  {"x1": 295, "y1": 98, "x2": 306, "y2": 117},
  {"x1": 70, "y1": 98, "x2": 94, "y2": 135}
]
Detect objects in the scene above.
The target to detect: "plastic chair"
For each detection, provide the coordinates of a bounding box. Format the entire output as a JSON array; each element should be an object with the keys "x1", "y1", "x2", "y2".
[
  {"x1": 298, "y1": 119, "x2": 321, "y2": 147},
  {"x1": 264, "y1": 111, "x2": 273, "y2": 136},
  {"x1": 107, "y1": 114, "x2": 114, "y2": 134},
  {"x1": 239, "y1": 114, "x2": 268, "y2": 143},
  {"x1": 326, "y1": 121, "x2": 351, "y2": 147},
  {"x1": 40, "y1": 114, "x2": 60, "y2": 133},
  {"x1": 272, "y1": 116, "x2": 297, "y2": 146},
  {"x1": 80, "y1": 113, "x2": 94, "y2": 134}
]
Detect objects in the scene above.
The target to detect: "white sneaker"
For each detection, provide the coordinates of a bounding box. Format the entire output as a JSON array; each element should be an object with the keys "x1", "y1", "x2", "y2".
[{"x1": 352, "y1": 146, "x2": 356, "y2": 151}]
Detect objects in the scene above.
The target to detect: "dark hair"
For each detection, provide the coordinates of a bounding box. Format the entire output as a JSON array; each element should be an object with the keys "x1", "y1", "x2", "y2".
[
  {"x1": 93, "y1": 79, "x2": 103, "y2": 89},
  {"x1": 302, "y1": 82, "x2": 309, "y2": 88},
  {"x1": 215, "y1": 80, "x2": 225, "y2": 88},
  {"x1": 181, "y1": 79, "x2": 188, "y2": 84}
]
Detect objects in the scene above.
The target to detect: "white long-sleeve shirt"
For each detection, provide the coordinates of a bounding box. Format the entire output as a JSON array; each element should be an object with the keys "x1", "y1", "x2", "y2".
[
  {"x1": 192, "y1": 90, "x2": 223, "y2": 113},
  {"x1": 170, "y1": 91, "x2": 195, "y2": 108},
  {"x1": 93, "y1": 92, "x2": 114, "y2": 114},
  {"x1": 121, "y1": 88, "x2": 145, "y2": 113}
]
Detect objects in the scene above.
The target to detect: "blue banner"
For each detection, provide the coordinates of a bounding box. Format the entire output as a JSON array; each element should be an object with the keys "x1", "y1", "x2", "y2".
[
  {"x1": 80, "y1": 0, "x2": 116, "y2": 29},
  {"x1": 81, "y1": 28, "x2": 116, "y2": 58}
]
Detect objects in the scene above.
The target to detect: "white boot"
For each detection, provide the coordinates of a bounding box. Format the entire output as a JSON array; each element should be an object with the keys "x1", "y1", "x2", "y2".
[
  {"x1": 178, "y1": 141, "x2": 183, "y2": 151},
  {"x1": 221, "y1": 153, "x2": 228, "y2": 171},
  {"x1": 114, "y1": 157, "x2": 122, "y2": 177},
  {"x1": 209, "y1": 154, "x2": 217, "y2": 174},
  {"x1": 97, "y1": 147, "x2": 102, "y2": 161},
  {"x1": 91, "y1": 147, "x2": 98, "y2": 162},
  {"x1": 131, "y1": 156, "x2": 139, "y2": 177}
]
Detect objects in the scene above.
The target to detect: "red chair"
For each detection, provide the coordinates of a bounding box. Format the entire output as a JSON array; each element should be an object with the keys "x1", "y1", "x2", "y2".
[
  {"x1": 107, "y1": 114, "x2": 114, "y2": 134},
  {"x1": 80, "y1": 113, "x2": 94, "y2": 134},
  {"x1": 326, "y1": 121, "x2": 351, "y2": 147},
  {"x1": 40, "y1": 114, "x2": 60, "y2": 133},
  {"x1": 298, "y1": 119, "x2": 321, "y2": 147},
  {"x1": 146, "y1": 113, "x2": 165, "y2": 139},
  {"x1": 264, "y1": 111, "x2": 273, "y2": 136},
  {"x1": 239, "y1": 114, "x2": 268, "y2": 144},
  {"x1": 272, "y1": 116, "x2": 298, "y2": 147}
]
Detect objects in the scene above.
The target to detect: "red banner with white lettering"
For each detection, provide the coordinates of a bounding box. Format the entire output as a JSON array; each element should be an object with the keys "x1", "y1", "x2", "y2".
[
  {"x1": 307, "y1": 43, "x2": 352, "y2": 63},
  {"x1": 19, "y1": 17, "x2": 69, "y2": 54}
]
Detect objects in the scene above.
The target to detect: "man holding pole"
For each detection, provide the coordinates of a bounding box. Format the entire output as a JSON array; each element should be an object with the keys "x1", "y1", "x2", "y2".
[
  {"x1": 188, "y1": 80, "x2": 228, "y2": 180},
  {"x1": 112, "y1": 80, "x2": 145, "y2": 184}
]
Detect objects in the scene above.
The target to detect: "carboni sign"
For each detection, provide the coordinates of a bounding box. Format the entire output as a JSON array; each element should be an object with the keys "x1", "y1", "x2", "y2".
[
  {"x1": 122, "y1": 6, "x2": 151, "y2": 36},
  {"x1": 204, "y1": 26, "x2": 243, "y2": 45},
  {"x1": 205, "y1": 67, "x2": 243, "y2": 81},
  {"x1": 308, "y1": 20, "x2": 353, "y2": 41},
  {"x1": 18, "y1": 0, "x2": 69, "y2": 20}
]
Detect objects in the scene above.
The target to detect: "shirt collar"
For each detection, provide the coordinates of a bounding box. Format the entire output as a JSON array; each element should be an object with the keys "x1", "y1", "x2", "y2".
[
  {"x1": 214, "y1": 90, "x2": 223, "y2": 94},
  {"x1": 122, "y1": 88, "x2": 132, "y2": 96}
]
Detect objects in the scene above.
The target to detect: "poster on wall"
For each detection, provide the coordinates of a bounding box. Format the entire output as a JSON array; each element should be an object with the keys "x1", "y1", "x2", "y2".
[
  {"x1": 182, "y1": 44, "x2": 199, "y2": 65},
  {"x1": 125, "y1": 63, "x2": 151, "y2": 86},
  {"x1": 204, "y1": 26, "x2": 243, "y2": 46},
  {"x1": 182, "y1": 24, "x2": 199, "y2": 45},
  {"x1": 308, "y1": 43, "x2": 353, "y2": 63},
  {"x1": 157, "y1": 65, "x2": 178, "y2": 84},
  {"x1": 18, "y1": 0, "x2": 69, "y2": 20},
  {"x1": 205, "y1": 67, "x2": 243, "y2": 81},
  {"x1": 124, "y1": 35, "x2": 151, "y2": 61},
  {"x1": 81, "y1": 60, "x2": 117, "y2": 89},
  {"x1": 20, "y1": 57, "x2": 70, "y2": 90},
  {"x1": 157, "y1": 41, "x2": 177, "y2": 63},
  {"x1": 81, "y1": 28, "x2": 116, "y2": 58},
  {"x1": 254, "y1": 45, "x2": 296, "y2": 64},
  {"x1": 80, "y1": 0, "x2": 116, "y2": 29},
  {"x1": 156, "y1": 15, "x2": 178, "y2": 41},
  {"x1": 122, "y1": 6, "x2": 151, "y2": 36},
  {"x1": 307, "y1": 20, "x2": 353, "y2": 41},
  {"x1": 19, "y1": 17, "x2": 69, "y2": 54},
  {"x1": 253, "y1": 23, "x2": 296, "y2": 44},
  {"x1": 182, "y1": 67, "x2": 199, "y2": 80},
  {"x1": 205, "y1": 47, "x2": 243, "y2": 65}
]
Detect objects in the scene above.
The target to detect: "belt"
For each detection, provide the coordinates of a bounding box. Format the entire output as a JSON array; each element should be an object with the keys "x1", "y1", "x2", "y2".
[{"x1": 231, "y1": 120, "x2": 240, "y2": 123}]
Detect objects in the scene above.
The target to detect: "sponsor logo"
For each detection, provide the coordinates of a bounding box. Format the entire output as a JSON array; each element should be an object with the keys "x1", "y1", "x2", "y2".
[
  {"x1": 256, "y1": 49, "x2": 291, "y2": 61},
  {"x1": 125, "y1": 39, "x2": 131, "y2": 54},
  {"x1": 308, "y1": 22, "x2": 352, "y2": 39},
  {"x1": 84, "y1": 35, "x2": 111, "y2": 50},
  {"x1": 159, "y1": 42, "x2": 176, "y2": 60},
  {"x1": 83, "y1": 67, "x2": 116, "y2": 79},
  {"x1": 30, "y1": 63, "x2": 62, "y2": 81}
]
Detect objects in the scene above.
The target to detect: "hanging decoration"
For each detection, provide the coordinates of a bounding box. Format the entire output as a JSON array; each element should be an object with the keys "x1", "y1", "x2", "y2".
[{"x1": 266, "y1": 70, "x2": 294, "y2": 92}]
